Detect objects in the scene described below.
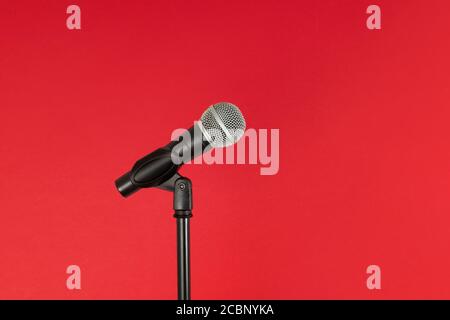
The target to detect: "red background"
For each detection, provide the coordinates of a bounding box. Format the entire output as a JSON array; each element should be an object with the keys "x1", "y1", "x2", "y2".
[{"x1": 1, "y1": 0, "x2": 450, "y2": 299}]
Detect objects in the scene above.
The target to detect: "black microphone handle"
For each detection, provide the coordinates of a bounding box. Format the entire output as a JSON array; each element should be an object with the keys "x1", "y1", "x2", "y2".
[{"x1": 115, "y1": 124, "x2": 210, "y2": 197}]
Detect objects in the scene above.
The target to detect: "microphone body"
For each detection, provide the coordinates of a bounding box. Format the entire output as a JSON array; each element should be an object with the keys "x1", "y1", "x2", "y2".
[{"x1": 115, "y1": 124, "x2": 210, "y2": 197}]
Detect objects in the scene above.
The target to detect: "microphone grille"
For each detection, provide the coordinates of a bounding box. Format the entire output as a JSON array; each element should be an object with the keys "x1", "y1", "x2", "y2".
[{"x1": 199, "y1": 102, "x2": 246, "y2": 148}]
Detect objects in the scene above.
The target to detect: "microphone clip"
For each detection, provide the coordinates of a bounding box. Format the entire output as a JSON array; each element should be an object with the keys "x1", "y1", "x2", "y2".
[{"x1": 158, "y1": 173, "x2": 193, "y2": 218}]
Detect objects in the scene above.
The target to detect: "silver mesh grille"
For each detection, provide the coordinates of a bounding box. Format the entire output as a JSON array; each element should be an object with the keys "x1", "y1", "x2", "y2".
[{"x1": 199, "y1": 102, "x2": 246, "y2": 148}]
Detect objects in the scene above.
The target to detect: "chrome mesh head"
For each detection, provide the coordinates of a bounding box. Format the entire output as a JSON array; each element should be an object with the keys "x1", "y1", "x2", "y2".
[{"x1": 198, "y1": 102, "x2": 246, "y2": 148}]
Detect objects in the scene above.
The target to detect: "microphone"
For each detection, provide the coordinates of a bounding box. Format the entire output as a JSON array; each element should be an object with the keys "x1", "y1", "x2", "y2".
[{"x1": 115, "y1": 102, "x2": 246, "y2": 197}]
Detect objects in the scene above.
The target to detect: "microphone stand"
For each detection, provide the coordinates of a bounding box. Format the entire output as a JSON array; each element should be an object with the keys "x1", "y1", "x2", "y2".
[{"x1": 159, "y1": 173, "x2": 192, "y2": 300}]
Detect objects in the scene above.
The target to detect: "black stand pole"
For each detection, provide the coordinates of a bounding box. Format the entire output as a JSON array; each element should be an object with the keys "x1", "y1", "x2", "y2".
[
  {"x1": 173, "y1": 177, "x2": 192, "y2": 300},
  {"x1": 176, "y1": 217, "x2": 190, "y2": 300}
]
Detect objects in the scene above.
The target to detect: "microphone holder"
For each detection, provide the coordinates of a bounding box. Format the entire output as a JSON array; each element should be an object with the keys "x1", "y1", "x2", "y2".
[{"x1": 158, "y1": 173, "x2": 192, "y2": 300}]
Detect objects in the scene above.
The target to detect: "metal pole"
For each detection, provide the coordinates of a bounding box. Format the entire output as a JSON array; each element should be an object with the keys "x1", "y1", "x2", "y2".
[{"x1": 176, "y1": 217, "x2": 190, "y2": 300}]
